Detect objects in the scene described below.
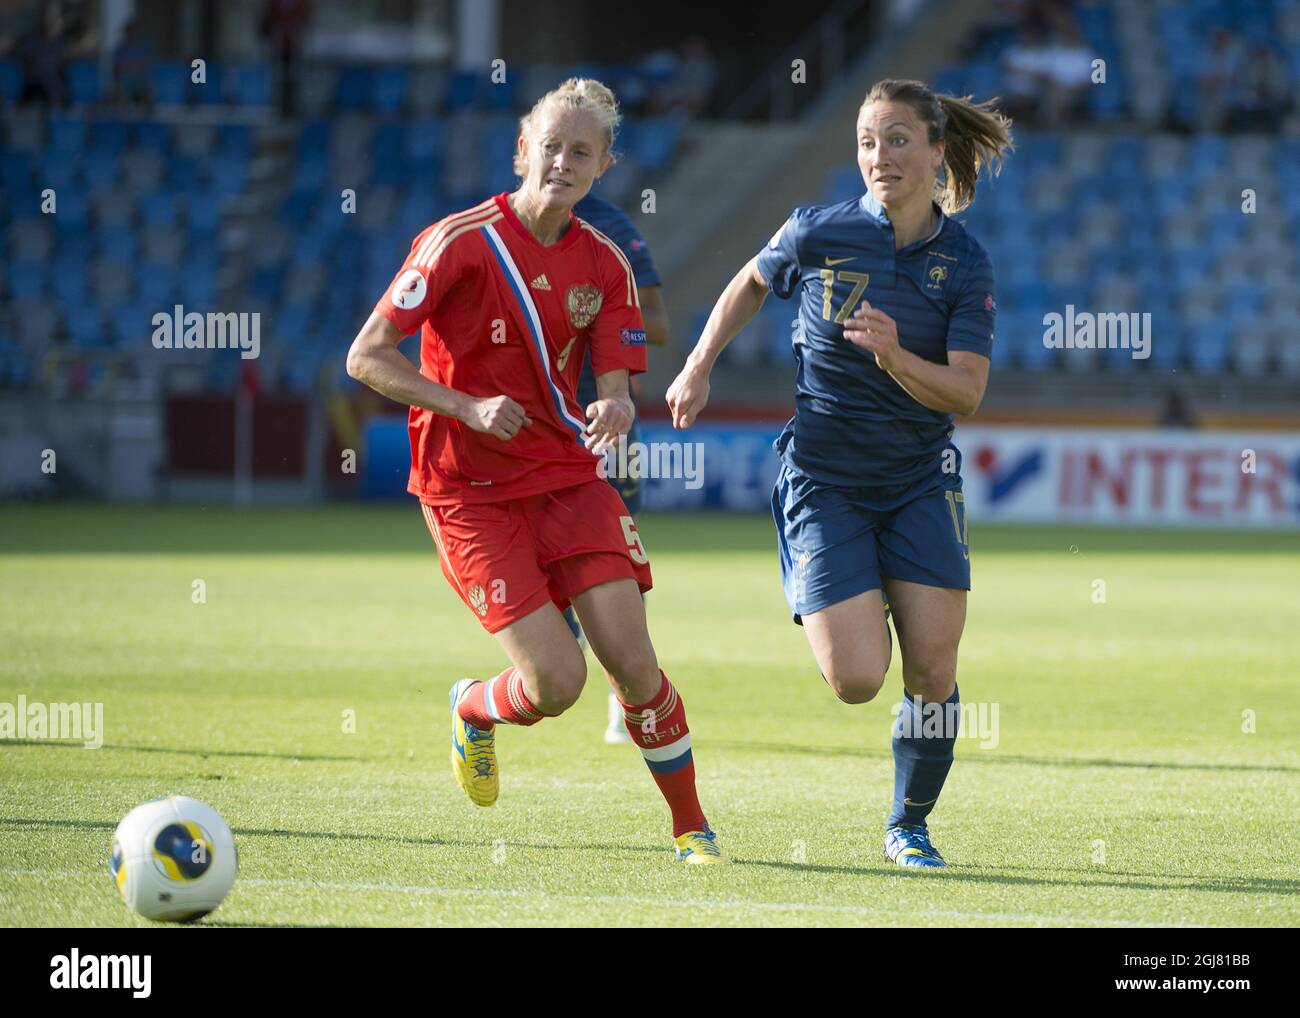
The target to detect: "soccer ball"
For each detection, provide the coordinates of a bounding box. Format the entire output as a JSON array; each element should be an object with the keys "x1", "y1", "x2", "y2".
[{"x1": 109, "y1": 795, "x2": 237, "y2": 922}]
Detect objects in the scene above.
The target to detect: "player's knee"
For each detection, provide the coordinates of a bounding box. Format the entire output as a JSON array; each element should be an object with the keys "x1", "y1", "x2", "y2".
[
  {"x1": 599, "y1": 644, "x2": 659, "y2": 701},
  {"x1": 902, "y1": 663, "x2": 956, "y2": 703},
  {"x1": 528, "y1": 654, "x2": 588, "y2": 715},
  {"x1": 822, "y1": 665, "x2": 887, "y2": 704}
]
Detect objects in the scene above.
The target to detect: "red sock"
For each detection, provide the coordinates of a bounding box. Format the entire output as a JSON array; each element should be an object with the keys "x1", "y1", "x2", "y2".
[
  {"x1": 620, "y1": 672, "x2": 708, "y2": 838},
  {"x1": 457, "y1": 668, "x2": 548, "y2": 729}
]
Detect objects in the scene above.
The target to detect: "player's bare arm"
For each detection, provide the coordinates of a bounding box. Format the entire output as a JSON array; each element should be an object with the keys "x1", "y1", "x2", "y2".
[
  {"x1": 346, "y1": 311, "x2": 533, "y2": 440},
  {"x1": 585, "y1": 368, "x2": 634, "y2": 453},
  {"x1": 841, "y1": 301, "x2": 989, "y2": 415},
  {"x1": 666, "y1": 256, "x2": 767, "y2": 428}
]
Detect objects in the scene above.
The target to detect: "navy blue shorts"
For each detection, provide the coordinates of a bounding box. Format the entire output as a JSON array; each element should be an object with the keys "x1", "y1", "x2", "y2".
[{"x1": 771, "y1": 460, "x2": 970, "y2": 625}]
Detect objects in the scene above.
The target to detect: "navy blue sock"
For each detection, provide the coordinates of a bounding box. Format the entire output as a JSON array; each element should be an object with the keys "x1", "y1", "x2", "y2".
[{"x1": 887, "y1": 683, "x2": 959, "y2": 829}]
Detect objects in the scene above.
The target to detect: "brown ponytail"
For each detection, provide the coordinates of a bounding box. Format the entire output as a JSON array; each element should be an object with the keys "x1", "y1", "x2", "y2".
[{"x1": 861, "y1": 79, "x2": 1014, "y2": 214}]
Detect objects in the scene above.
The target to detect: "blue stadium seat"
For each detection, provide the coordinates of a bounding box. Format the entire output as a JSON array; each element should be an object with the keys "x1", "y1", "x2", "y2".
[
  {"x1": 486, "y1": 73, "x2": 518, "y2": 111},
  {"x1": 226, "y1": 64, "x2": 272, "y2": 106},
  {"x1": 98, "y1": 228, "x2": 137, "y2": 263},
  {"x1": 151, "y1": 62, "x2": 191, "y2": 105},
  {"x1": 83, "y1": 151, "x2": 118, "y2": 191},
  {"x1": 0, "y1": 58, "x2": 21, "y2": 103},
  {"x1": 137, "y1": 265, "x2": 178, "y2": 306},
  {"x1": 446, "y1": 71, "x2": 483, "y2": 111},
  {"x1": 139, "y1": 192, "x2": 180, "y2": 228},
  {"x1": 51, "y1": 188, "x2": 90, "y2": 233},
  {"x1": 192, "y1": 61, "x2": 226, "y2": 105},
  {"x1": 208, "y1": 153, "x2": 247, "y2": 198},
  {"x1": 111, "y1": 303, "x2": 152, "y2": 347},
  {"x1": 178, "y1": 255, "x2": 219, "y2": 306},
  {"x1": 47, "y1": 117, "x2": 87, "y2": 155},
  {"x1": 1147, "y1": 308, "x2": 1183, "y2": 370},
  {"x1": 336, "y1": 66, "x2": 372, "y2": 111},
  {"x1": 91, "y1": 118, "x2": 127, "y2": 155},
  {"x1": 134, "y1": 120, "x2": 171, "y2": 153},
  {"x1": 369, "y1": 65, "x2": 409, "y2": 113},
  {"x1": 1189, "y1": 323, "x2": 1229, "y2": 374},
  {"x1": 216, "y1": 124, "x2": 253, "y2": 159},
  {"x1": 67, "y1": 308, "x2": 108, "y2": 349},
  {"x1": 248, "y1": 267, "x2": 283, "y2": 303},
  {"x1": 274, "y1": 304, "x2": 313, "y2": 348},
  {"x1": 67, "y1": 60, "x2": 100, "y2": 104},
  {"x1": 6, "y1": 261, "x2": 46, "y2": 299}
]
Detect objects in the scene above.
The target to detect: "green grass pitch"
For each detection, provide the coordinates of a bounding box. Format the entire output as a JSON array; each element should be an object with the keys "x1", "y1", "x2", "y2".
[{"x1": 1, "y1": 504, "x2": 1297, "y2": 927}]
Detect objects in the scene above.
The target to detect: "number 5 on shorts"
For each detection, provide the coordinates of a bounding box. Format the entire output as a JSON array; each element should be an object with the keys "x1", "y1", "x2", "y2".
[
  {"x1": 944, "y1": 490, "x2": 969, "y2": 559},
  {"x1": 620, "y1": 515, "x2": 648, "y2": 564}
]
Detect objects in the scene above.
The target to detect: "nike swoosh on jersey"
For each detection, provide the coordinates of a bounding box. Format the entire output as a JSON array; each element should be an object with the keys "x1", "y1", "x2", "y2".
[
  {"x1": 903, "y1": 796, "x2": 938, "y2": 807},
  {"x1": 824, "y1": 256, "x2": 855, "y2": 266},
  {"x1": 556, "y1": 334, "x2": 577, "y2": 372}
]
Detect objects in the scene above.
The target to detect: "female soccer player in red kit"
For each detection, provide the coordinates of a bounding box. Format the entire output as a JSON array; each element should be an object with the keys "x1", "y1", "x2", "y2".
[{"x1": 345, "y1": 79, "x2": 725, "y2": 864}]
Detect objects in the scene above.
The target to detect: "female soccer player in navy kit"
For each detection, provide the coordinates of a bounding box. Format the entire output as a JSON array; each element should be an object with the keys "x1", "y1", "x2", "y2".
[
  {"x1": 347, "y1": 79, "x2": 725, "y2": 864},
  {"x1": 667, "y1": 79, "x2": 1012, "y2": 868}
]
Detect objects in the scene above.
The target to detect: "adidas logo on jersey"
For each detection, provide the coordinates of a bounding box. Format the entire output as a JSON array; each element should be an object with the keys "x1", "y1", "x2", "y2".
[{"x1": 530, "y1": 274, "x2": 551, "y2": 291}]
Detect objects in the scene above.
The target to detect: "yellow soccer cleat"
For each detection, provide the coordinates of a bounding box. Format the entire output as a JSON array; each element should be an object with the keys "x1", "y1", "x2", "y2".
[
  {"x1": 674, "y1": 826, "x2": 728, "y2": 865},
  {"x1": 449, "y1": 679, "x2": 498, "y2": 807}
]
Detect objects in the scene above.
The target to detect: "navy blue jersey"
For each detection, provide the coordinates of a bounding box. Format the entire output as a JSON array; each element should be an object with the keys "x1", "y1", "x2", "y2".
[
  {"x1": 756, "y1": 191, "x2": 996, "y2": 488},
  {"x1": 574, "y1": 193, "x2": 661, "y2": 408}
]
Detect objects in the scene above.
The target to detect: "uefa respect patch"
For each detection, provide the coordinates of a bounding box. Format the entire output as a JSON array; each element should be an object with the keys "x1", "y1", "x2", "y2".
[{"x1": 620, "y1": 328, "x2": 647, "y2": 346}]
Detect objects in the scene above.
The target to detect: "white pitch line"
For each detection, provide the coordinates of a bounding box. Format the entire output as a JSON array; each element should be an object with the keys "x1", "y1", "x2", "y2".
[{"x1": 0, "y1": 868, "x2": 1206, "y2": 927}]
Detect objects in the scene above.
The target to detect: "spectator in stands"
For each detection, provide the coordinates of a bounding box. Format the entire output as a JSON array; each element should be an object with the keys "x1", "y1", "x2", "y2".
[
  {"x1": 672, "y1": 36, "x2": 719, "y2": 118},
  {"x1": 17, "y1": 2, "x2": 69, "y2": 106},
  {"x1": 641, "y1": 37, "x2": 718, "y2": 118},
  {"x1": 1229, "y1": 43, "x2": 1292, "y2": 133},
  {"x1": 1197, "y1": 28, "x2": 1242, "y2": 131},
  {"x1": 1159, "y1": 389, "x2": 1196, "y2": 429},
  {"x1": 262, "y1": 0, "x2": 312, "y2": 119},
  {"x1": 1039, "y1": 18, "x2": 1092, "y2": 126},
  {"x1": 113, "y1": 17, "x2": 154, "y2": 107},
  {"x1": 1002, "y1": 11, "x2": 1090, "y2": 128}
]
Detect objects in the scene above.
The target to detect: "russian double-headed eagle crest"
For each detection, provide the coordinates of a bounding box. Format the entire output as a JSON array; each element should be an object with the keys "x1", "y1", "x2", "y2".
[{"x1": 566, "y1": 283, "x2": 603, "y2": 330}]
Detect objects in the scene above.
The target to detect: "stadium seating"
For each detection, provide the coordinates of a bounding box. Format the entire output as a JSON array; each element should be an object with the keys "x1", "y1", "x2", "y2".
[
  {"x1": 0, "y1": 72, "x2": 685, "y2": 392},
  {"x1": 702, "y1": 0, "x2": 1299, "y2": 376},
  {"x1": 1, "y1": 3, "x2": 1294, "y2": 392}
]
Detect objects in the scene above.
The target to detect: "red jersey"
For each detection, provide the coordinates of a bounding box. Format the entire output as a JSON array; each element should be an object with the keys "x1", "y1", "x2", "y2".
[{"x1": 373, "y1": 193, "x2": 647, "y2": 504}]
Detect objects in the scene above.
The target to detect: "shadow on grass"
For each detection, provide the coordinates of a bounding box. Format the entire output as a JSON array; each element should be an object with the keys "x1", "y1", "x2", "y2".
[
  {"x1": 0, "y1": 740, "x2": 364, "y2": 763},
  {"x1": 708, "y1": 739, "x2": 1300, "y2": 774},
  {"x1": 733, "y1": 857, "x2": 1300, "y2": 896},
  {"x1": 0, "y1": 817, "x2": 663, "y2": 856},
  {"x1": 201, "y1": 920, "x2": 346, "y2": 928}
]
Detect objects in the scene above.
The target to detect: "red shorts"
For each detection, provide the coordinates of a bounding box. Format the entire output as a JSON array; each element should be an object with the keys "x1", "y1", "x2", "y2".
[{"x1": 419, "y1": 480, "x2": 653, "y2": 633}]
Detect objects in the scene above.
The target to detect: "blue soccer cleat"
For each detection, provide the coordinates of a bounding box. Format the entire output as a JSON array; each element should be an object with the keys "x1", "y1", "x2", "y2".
[{"x1": 884, "y1": 824, "x2": 946, "y2": 868}]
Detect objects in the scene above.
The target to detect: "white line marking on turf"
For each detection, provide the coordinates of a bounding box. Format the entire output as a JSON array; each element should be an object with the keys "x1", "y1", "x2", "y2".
[{"x1": 0, "y1": 868, "x2": 1207, "y2": 927}]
